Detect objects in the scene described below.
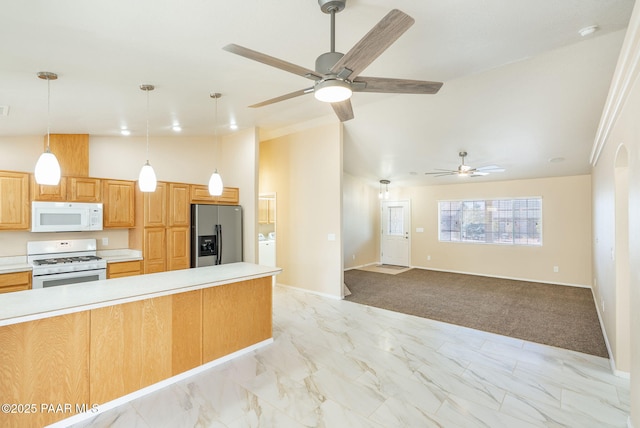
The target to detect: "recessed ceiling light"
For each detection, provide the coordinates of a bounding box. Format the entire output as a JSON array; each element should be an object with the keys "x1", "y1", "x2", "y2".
[
  {"x1": 579, "y1": 25, "x2": 599, "y2": 37},
  {"x1": 172, "y1": 125, "x2": 182, "y2": 132},
  {"x1": 230, "y1": 122, "x2": 238, "y2": 130},
  {"x1": 120, "y1": 129, "x2": 131, "y2": 136},
  {"x1": 549, "y1": 157, "x2": 565, "y2": 163}
]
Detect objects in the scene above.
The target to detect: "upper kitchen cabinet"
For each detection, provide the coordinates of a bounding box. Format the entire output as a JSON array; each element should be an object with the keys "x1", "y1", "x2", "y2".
[
  {"x1": 68, "y1": 177, "x2": 101, "y2": 202},
  {"x1": 0, "y1": 171, "x2": 30, "y2": 230},
  {"x1": 103, "y1": 179, "x2": 135, "y2": 228},
  {"x1": 143, "y1": 182, "x2": 167, "y2": 228},
  {"x1": 190, "y1": 185, "x2": 239, "y2": 205},
  {"x1": 46, "y1": 134, "x2": 89, "y2": 177},
  {"x1": 31, "y1": 176, "x2": 68, "y2": 201},
  {"x1": 168, "y1": 183, "x2": 190, "y2": 227}
]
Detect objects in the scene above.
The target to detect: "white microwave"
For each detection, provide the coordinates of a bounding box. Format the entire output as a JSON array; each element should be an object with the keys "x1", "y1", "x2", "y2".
[{"x1": 31, "y1": 202, "x2": 103, "y2": 232}]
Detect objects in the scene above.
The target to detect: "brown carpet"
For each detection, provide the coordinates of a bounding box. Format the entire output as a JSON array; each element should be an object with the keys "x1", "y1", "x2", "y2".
[{"x1": 344, "y1": 268, "x2": 608, "y2": 358}]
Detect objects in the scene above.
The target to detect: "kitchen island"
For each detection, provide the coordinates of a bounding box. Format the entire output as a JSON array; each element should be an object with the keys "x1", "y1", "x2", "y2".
[{"x1": 0, "y1": 262, "x2": 281, "y2": 427}]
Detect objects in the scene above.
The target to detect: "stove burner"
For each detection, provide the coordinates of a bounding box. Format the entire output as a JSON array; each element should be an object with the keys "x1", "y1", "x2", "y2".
[{"x1": 33, "y1": 255, "x2": 102, "y2": 266}]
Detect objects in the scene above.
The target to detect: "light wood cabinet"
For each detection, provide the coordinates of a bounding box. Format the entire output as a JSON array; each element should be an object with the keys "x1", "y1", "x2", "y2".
[
  {"x1": 143, "y1": 182, "x2": 167, "y2": 227},
  {"x1": 68, "y1": 177, "x2": 101, "y2": 202},
  {"x1": 107, "y1": 260, "x2": 142, "y2": 279},
  {"x1": 168, "y1": 182, "x2": 190, "y2": 227},
  {"x1": 167, "y1": 227, "x2": 190, "y2": 271},
  {"x1": 103, "y1": 179, "x2": 135, "y2": 228},
  {"x1": 0, "y1": 171, "x2": 30, "y2": 230},
  {"x1": 143, "y1": 227, "x2": 167, "y2": 274},
  {"x1": 258, "y1": 198, "x2": 275, "y2": 224},
  {"x1": 190, "y1": 185, "x2": 239, "y2": 205},
  {"x1": 0, "y1": 271, "x2": 32, "y2": 293},
  {"x1": 31, "y1": 176, "x2": 67, "y2": 201}
]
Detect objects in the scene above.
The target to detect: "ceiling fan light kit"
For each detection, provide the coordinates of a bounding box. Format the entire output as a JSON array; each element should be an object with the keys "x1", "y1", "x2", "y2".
[
  {"x1": 223, "y1": 0, "x2": 443, "y2": 122},
  {"x1": 314, "y1": 78, "x2": 352, "y2": 102}
]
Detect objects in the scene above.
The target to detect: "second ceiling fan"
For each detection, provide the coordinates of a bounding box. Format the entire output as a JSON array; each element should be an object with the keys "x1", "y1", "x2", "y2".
[{"x1": 223, "y1": 0, "x2": 443, "y2": 122}]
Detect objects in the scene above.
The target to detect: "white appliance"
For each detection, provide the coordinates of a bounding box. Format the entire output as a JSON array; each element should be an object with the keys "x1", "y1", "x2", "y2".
[
  {"x1": 31, "y1": 201, "x2": 103, "y2": 232},
  {"x1": 28, "y1": 239, "x2": 106, "y2": 289}
]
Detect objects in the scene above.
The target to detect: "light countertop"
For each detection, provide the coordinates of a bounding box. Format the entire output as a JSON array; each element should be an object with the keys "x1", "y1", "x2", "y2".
[
  {"x1": 0, "y1": 262, "x2": 281, "y2": 327},
  {"x1": 0, "y1": 256, "x2": 30, "y2": 274}
]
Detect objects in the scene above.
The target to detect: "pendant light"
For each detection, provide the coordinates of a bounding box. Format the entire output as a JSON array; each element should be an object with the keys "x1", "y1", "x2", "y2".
[
  {"x1": 379, "y1": 179, "x2": 390, "y2": 200},
  {"x1": 138, "y1": 84, "x2": 157, "y2": 192},
  {"x1": 34, "y1": 72, "x2": 61, "y2": 185},
  {"x1": 208, "y1": 92, "x2": 224, "y2": 196}
]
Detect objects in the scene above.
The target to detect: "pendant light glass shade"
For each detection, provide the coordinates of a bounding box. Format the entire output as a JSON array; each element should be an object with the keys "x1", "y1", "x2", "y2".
[
  {"x1": 208, "y1": 169, "x2": 223, "y2": 196},
  {"x1": 209, "y1": 92, "x2": 224, "y2": 196},
  {"x1": 34, "y1": 149, "x2": 61, "y2": 185},
  {"x1": 138, "y1": 161, "x2": 157, "y2": 192},
  {"x1": 138, "y1": 84, "x2": 157, "y2": 192},
  {"x1": 35, "y1": 72, "x2": 61, "y2": 185}
]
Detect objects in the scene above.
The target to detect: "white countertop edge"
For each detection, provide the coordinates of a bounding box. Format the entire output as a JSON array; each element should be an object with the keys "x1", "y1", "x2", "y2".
[{"x1": 0, "y1": 263, "x2": 281, "y2": 327}]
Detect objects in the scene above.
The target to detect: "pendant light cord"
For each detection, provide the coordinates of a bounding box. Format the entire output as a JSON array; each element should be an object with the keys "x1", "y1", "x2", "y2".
[
  {"x1": 145, "y1": 88, "x2": 150, "y2": 164},
  {"x1": 46, "y1": 76, "x2": 51, "y2": 152}
]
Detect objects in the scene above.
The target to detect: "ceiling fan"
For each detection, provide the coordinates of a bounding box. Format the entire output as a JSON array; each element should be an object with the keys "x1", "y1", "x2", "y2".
[
  {"x1": 223, "y1": 0, "x2": 443, "y2": 122},
  {"x1": 425, "y1": 151, "x2": 505, "y2": 177}
]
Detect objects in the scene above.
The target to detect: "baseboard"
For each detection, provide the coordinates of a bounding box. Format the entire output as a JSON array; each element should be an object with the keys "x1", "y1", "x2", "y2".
[
  {"x1": 344, "y1": 261, "x2": 378, "y2": 271},
  {"x1": 275, "y1": 282, "x2": 343, "y2": 300},
  {"x1": 410, "y1": 265, "x2": 591, "y2": 288}
]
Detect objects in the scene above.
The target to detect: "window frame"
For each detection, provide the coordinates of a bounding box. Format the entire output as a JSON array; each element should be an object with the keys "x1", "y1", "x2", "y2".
[{"x1": 437, "y1": 197, "x2": 543, "y2": 246}]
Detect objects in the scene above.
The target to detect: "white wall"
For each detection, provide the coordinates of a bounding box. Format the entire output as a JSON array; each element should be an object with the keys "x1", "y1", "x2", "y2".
[
  {"x1": 342, "y1": 173, "x2": 379, "y2": 269},
  {"x1": 259, "y1": 123, "x2": 343, "y2": 298},
  {"x1": 396, "y1": 175, "x2": 593, "y2": 286},
  {"x1": 591, "y1": 1, "x2": 640, "y2": 423}
]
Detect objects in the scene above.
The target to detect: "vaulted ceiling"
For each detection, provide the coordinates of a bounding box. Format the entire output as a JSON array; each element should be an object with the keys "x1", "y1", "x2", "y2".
[{"x1": 0, "y1": 0, "x2": 635, "y2": 185}]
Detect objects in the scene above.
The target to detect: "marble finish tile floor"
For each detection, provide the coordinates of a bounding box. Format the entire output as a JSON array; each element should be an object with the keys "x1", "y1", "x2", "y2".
[{"x1": 67, "y1": 286, "x2": 629, "y2": 428}]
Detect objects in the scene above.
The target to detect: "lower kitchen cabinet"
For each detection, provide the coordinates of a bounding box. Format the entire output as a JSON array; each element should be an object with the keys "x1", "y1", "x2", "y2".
[
  {"x1": 167, "y1": 227, "x2": 190, "y2": 271},
  {"x1": 107, "y1": 260, "x2": 142, "y2": 279},
  {"x1": 143, "y1": 227, "x2": 167, "y2": 274},
  {"x1": 0, "y1": 271, "x2": 31, "y2": 293}
]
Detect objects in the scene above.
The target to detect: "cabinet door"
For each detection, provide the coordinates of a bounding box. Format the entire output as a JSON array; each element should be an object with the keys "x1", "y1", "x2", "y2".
[
  {"x1": 31, "y1": 176, "x2": 67, "y2": 201},
  {"x1": 68, "y1": 177, "x2": 101, "y2": 202},
  {"x1": 144, "y1": 227, "x2": 167, "y2": 274},
  {"x1": 167, "y1": 227, "x2": 190, "y2": 271},
  {"x1": 144, "y1": 182, "x2": 167, "y2": 227},
  {"x1": 168, "y1": 183, "x2": 190, "y2": 227},
  {"x1": 258, "y1": 199, "x2": 269, "y2": 224},
  {"x1": 190, "y1": 185, "x2": 239, "y2": 205},
  {"x1": 0, "y1": 171, "x2": 30, "y2": 230},
  {"x1": 0, "y1": 271, "x2": 32, "y2": 293},
  {"x1": 103, "y1": 180, "x2": 135, "y2": 228}
]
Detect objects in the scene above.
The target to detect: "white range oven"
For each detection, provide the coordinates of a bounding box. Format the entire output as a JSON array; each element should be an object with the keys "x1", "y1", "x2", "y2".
[{"x1": 28, "y1": 239, "x2": 107, "y2": 289}]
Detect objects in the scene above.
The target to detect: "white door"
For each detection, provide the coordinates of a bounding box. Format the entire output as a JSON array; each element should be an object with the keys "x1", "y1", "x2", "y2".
[{"x1": 380, "y1": 200, "x2": 410, "y2": 266}]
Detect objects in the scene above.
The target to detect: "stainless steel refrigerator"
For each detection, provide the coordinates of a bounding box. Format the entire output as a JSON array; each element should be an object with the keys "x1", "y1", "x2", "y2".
[{"x1": 191, "y1": 204, "x2": 243, "y2": 267}]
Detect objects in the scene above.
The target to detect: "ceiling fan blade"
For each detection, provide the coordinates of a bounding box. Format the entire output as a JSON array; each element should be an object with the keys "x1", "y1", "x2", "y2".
[
  {"x1": 354, "y1": 76, "x2": 443, "y2": 94},
  {"x1": 470, "y1": 171, "x2": 489, "y2": 176},
  {"x1": 249, "y1": 88, "x2": 313, "y2": 108},
  {"x1": 476, "y1": 165, "x2": 505, "y2": 172},
  {"x1": 329, "y1": 9, "x2": 414, "y2": 79},
  {"x1": 425, "y1": 171, "x2": 456, "y2": 175},
  {"x1": 331, "y1": 99, "x2": 355, "y2": 122},
  {"x1": 223, "y1": 44, "x2": 321, "y2": 81}
]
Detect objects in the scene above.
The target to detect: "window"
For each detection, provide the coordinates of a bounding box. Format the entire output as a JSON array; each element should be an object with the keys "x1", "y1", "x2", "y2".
[{"x1": 438, "y1": 198, "x2": 542, "y2": 245}]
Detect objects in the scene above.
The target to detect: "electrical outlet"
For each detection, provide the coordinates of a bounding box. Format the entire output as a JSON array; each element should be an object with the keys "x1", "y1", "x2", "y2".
[
  {"x1": 352, "y1": 254, "x2": 355, "y2": 260},
  {"x1": 427, "y1": 255, "x2": 431, "y2": 261},
  {"x1": 553, "y1": 266, "x2": 559, "y2": 273},
  {"x1": 102, "y1": 237, "x2": 109, "y2": 246},
  {"x1": 602, "y1": 300, "x2": 605, "y2": 313}
]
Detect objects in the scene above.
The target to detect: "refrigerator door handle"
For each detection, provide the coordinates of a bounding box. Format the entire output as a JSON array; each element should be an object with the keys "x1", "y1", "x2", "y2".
[{"x1": 216, "y1": 224, "x2": 222, "y2": 265}]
